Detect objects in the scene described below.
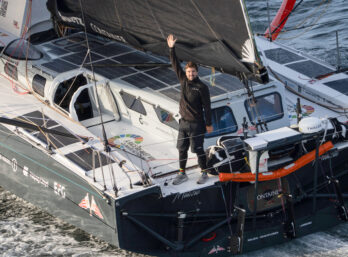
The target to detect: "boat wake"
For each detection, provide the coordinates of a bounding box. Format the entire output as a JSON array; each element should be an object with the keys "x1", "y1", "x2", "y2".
[{"x1": 0, "y1": 187, "x2": 149, "y2": 257}]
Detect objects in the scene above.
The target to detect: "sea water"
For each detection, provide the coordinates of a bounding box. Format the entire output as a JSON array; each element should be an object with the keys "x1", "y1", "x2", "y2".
[{"x1": 1, "y1": 0, "x2": 348, "y2": 256}]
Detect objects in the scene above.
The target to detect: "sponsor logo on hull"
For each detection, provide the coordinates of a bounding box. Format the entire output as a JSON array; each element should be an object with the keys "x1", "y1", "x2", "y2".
[{"x1": 79, "y1": 193, "x2": 104, "y2": 220}]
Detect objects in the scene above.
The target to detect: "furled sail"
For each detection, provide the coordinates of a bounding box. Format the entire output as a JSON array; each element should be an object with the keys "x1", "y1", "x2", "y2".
[{"x1": 47, "y1": 0, "x2": 269, "y2": 83}]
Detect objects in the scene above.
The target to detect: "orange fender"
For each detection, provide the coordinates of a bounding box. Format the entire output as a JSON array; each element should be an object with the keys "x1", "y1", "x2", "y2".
[{"x1": 219, "y1": 141, "x2": 333, "y2": 182}]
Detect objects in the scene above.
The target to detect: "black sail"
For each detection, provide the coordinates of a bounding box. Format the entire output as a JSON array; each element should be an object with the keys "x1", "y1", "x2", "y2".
[{"x1": 47, "y1": 0, "x2": 268, "y2": 83}]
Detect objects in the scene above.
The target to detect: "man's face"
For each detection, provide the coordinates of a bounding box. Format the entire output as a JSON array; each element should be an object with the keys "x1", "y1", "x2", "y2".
[{"x1": 185, "y1": 67, "x2": 198, "y2": 81}]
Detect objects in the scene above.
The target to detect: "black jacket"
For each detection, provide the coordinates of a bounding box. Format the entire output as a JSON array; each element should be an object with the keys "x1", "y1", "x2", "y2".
[{"x1": 169, "y1": 47, "x2": 212, "y2": 126}]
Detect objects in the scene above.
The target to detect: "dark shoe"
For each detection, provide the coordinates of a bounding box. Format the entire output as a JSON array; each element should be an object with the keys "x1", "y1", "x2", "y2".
[
  {"x1": 197, "y1": 172, "x2": 208, "y2": 184},
  {"x1": 173, "y1": 172, "x2": 188, "y2": 185}
]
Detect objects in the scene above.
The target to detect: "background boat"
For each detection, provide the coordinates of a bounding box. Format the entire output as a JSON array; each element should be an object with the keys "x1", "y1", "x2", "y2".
[{"x1": 0, "y1": 0, "x2": 347, "y2": 256}]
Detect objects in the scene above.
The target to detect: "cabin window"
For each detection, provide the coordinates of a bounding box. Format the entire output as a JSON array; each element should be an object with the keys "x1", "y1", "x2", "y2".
[
  {"x1": 205, "y1": 106, "x2": 237, "y2": 138},
  {"x1": 120, "y1": 91, "x2": 147, "y2": 115},
  {"x1": 244, "y1": 92, "x2": 283, "y2": 124},
  {"x1": 4, "y1": 62, "x2": 18, "y2": 80},
  {"x1": 54, "y1": 74, "x2": 87, "y2": 111},
  {"x1": 4, "y1": 39, "x2": 42, "y2": 60},
  {"x1": 74, "y1": 88, "x2": 93, "y2": 121},
  {"x1": 154, "y1": 106, "x2": 178, "y2": 130},
  {"x1": 32, "y1": 74, "x2": 46, "y2": 97}
]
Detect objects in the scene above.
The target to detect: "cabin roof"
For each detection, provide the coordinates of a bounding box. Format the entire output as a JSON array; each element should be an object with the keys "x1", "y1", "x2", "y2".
[{"x1": 32, "y1": 32, "x2": 247, "y2": 104}]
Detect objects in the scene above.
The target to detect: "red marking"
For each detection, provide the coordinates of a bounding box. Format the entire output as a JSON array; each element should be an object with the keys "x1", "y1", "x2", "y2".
[
  {"x1": 264, "y1": 0, "x2": 296, "y2": 41},
  {"x1": 202, "y1": 232, "x2": 216, "y2": 242}
]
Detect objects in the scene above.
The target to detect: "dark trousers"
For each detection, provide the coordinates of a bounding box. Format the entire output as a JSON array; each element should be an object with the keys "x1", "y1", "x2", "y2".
[{"x1": 177, "y1": 119, "x2": 207, "y2": 171}]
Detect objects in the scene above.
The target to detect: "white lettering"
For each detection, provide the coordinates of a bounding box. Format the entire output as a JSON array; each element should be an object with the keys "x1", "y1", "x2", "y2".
[
  {"x1": 23, "y1": 166, "x2": 29, "y2": 176},
  {"x1": 172, "y1": 190, "x2": 200, "y2": 203},
  {"x1": 90, "y1": 23, "x2": 126, "y2": 43},
  {"x1": 257, "y1": 190, "x2": 279, "y2": 200},
  {"x1": 58, "y1": 11, "x2": 84, "y2": 26},
  {"x1": 54, "y1": 182, "x2": 66, "y2": 198},
  {"x1": 11, "y1": 158, "x2": 17, "y2": 172}
]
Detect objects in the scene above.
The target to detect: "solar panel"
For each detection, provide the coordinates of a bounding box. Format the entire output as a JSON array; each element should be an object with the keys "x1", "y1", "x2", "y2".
[
  {"x1": 198, "y1": 66, "x2": 213, "y2": 77},
  {"x1": 21, "y1": 110, "x2": 58, "y2": 128},
  {"x1": 264, "y1": 48, "x2": 305, "y2": 64},
  {"x1": 65, "y1": 148, "x2": 114, "y2": 171},
  {"x1": 53, "y1": 34, "x2": 85, "y2": 47},
  {"x1": 207, "y1": 85, "x2": 227, "y2": 97},
  {"x1": 286, "y1": 60, "x2": 334, "y2": 78},
  {"x1": 122, "y1": 73, "x2": 166, "y2": 90},
  {"x1": 159, "y1": 88, "x2": 181, "y2": 102},
  {"x1": 62, "y1": 52, "x2": 104, "y2": 65},
  {"x1": 113, "y1": 51, "x2": 158, "y2": 67},
  {"x1": 93, "y1": 43, "x2": 132, "y2": 57},
  {"x1": 145, "y1": 68, "x2": 179, "y2": 85},
  {"x1": 65, "y1": 40, "x2": 104, "y2": 52},
  {"x1": 36, "y1": 126, "x2": 80, "y2": 148},
  {"x1": 41, "y1": 59, "x2": 77, "y2": 73},
  {"x1": 85, "y1": 59, "x2": 136, "y2": 79},
  {"x1": 43, "y1": 44, "x2": 70, "y2": 56},
  {"x1": 324, "y1": 78, "x2": 348, "y2": 95},
  {"x1": 207, "y1": 74, "x2": 244, "y2": 92}
]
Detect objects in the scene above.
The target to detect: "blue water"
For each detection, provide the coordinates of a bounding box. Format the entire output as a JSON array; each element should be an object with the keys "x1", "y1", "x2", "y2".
[{"x1": 1, "y1": 1, "x2": 348, "y2": 256}]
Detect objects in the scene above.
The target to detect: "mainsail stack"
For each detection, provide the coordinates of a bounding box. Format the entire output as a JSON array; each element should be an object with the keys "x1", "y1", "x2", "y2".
[{"x1": 46, "y1": 0, "x2": 269, "y2": 83}]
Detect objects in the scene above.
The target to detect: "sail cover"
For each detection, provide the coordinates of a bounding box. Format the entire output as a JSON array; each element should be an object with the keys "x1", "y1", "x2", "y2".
[{"x1": 47, "y1": 0, "x2": 268, "y2": 83}]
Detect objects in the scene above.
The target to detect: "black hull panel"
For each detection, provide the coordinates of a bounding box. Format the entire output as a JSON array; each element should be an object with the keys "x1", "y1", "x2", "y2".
[
  {"x1": 0, "y1": 125, "x2": 118, "y2": 246},
  {"x1": 116, "y1": 148, "x2": 348, "y2": 256},
  {"x1": 1, "y1": 124, "x2": 348, "y2": 256}
]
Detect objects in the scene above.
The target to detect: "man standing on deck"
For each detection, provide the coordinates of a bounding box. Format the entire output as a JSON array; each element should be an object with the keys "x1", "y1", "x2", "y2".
[{"x1": 167, "y1": 34, "x2": 213, "y2": 185}]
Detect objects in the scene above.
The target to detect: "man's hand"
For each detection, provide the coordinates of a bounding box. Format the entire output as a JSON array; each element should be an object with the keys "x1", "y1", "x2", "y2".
[
  {"x1": 167, "y1": 34, "x2": 177, "y2": 48},
  {"x1": 206, "y1": 125, "x2": 213, "y2": 134}
]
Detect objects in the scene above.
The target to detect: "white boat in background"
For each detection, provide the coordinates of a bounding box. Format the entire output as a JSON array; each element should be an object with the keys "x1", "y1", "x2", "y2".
[{"x1": 0, "y1": 1, "x2": 347, "y2": 256}]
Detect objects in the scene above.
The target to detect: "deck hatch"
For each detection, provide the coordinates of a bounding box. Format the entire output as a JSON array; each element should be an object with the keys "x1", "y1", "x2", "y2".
[{"x1": 264, "y1": 48, "x2": 305, "y2": 64}]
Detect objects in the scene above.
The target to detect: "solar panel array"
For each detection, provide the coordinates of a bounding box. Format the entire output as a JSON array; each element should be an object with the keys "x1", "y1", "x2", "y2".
[{"x1": 35, "y1": 32, "x2": 246, "y2": 102}]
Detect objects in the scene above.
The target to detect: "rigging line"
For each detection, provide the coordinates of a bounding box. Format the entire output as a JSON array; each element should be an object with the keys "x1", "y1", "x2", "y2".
[
  {"x1": 112, "y1": 0, "x2": 123, "y2": 29},
  {"x1": 58, "y1": 51, "x2": 89, "y2": 107},
  {"x1": 0, "y1": 110, "x2": 96, "y2": 171},
  {"x1": 145, "y1": 0, "x2": 165, "y2": 40},
  {"x1": 189, "y1": 0, "x2": 248, "y2": 72},
  {"x1": 277, "y1": 0, "x2": 331, "y2": 41},
  {"x1": 78, "y1": 0, "x2": 109, "y2": 152},
  {"x1": 270, "y1": 0, "x2": 304, "y2": 36}
]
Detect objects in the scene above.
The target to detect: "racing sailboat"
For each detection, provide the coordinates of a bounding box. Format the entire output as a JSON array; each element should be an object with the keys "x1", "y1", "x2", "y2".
[{"x1": 0, "y1": 0, "x2": 347, "y2": 256}]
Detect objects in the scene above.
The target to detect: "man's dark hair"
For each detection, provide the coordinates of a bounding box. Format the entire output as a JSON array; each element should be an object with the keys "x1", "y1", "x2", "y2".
[{"x1": 185, "y1": 61, "x2": 198, "y2": 71}]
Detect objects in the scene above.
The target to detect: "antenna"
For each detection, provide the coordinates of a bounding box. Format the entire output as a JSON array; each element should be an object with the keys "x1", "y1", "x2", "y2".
[
  {"x1": 267, "y1": 1, "x2": 272, "y2": 42},
  {"x1": 336, "y1": 31, "x2": 341, "y2": 72}
]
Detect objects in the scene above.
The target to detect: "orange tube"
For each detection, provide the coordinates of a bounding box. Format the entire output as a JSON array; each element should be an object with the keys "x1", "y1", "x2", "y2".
[{"x1": 219, "y1": 141, "x2": 333, "y2": 182}]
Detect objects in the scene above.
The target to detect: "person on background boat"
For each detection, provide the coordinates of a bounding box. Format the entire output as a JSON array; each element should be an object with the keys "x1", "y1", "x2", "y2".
[{"x1": 167, "y1": 34, "x2": 213, "y2": 185}]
